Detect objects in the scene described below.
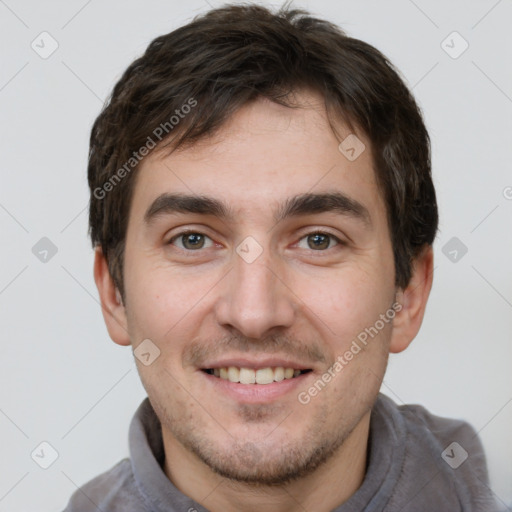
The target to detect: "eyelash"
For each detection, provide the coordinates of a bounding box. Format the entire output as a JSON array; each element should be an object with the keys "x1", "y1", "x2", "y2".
[{"x1": 166, "y1": 229, "x2": 346, "y2": 253}]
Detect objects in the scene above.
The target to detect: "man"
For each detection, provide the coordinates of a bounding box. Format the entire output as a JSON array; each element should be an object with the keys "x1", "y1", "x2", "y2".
[{"x1": 63, "y1": 3, "x2": 499, "y2": 511}]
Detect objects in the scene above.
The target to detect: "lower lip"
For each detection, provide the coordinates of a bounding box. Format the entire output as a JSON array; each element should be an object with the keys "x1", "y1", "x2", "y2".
[{"x1": 200, "y1": 370, "x2": 312, "y2": 403}]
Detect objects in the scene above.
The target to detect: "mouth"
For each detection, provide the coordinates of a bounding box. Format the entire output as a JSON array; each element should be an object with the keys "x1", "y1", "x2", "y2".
[{"x1": 201, "y1": 366, "x2": 313, "y2": 385}]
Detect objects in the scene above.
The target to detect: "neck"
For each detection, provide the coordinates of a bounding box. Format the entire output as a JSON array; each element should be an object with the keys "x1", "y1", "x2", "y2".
[{"x1": 162, "y1": 411, "x2": 370, "y2": 512}]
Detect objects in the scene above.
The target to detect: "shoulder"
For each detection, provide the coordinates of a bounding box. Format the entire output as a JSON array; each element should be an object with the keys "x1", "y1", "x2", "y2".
[
  {"x1": 61, "y1": 458, "x2": 148, "y2": 512},
  {"x1": 396, "y1": 399, "x2": 488, "y2": 475},
  {"x1": 377, "y1": 394, "x2": 499, "y2": 511}
]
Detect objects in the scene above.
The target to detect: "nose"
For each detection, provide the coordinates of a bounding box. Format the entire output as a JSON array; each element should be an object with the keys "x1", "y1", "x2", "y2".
[{"x1": 214, "y1": 246, "x2": 296, "y2": 340}]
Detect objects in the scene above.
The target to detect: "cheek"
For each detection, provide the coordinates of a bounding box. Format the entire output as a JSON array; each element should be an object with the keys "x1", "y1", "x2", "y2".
[
  {"x1": 297, "y1": 264, "x2": 390, "y2": 347},
  {"x1": 123, "y1": 254, "x2": 218, "y2": 339},
  {"x1": 123, "y1": 255, "x2": 176, "y2": 335}
]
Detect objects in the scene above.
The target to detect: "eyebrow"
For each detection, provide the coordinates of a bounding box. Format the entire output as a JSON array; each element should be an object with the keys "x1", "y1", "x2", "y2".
[{"x1": 144, "y1": 192, "x2": 372, "y2": 228}]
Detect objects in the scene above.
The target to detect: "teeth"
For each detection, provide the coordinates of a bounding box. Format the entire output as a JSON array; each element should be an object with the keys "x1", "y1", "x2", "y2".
[
  {"x1": 274, "y1": 367, "x2": 285, "y2": 382},
  {"x1": 255, "y1": 368, "x2": 274, "y2": 385},
  {"x1": 239, "y1": 367, "x2": 255, "y2": 384},
  {"x1": 210, "y1": 366, "x2": 307, "y2": 384},
  {"x1": 227, "y1": 366, "x2": 240, "y2": 382}
]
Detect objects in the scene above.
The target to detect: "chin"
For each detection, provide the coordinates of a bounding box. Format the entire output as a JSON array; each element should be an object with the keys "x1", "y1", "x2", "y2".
[{"x1": 179, "y1": 427, "x2": 347, "y2": 486}]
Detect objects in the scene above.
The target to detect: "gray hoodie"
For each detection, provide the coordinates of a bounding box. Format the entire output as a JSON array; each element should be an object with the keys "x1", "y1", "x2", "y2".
[{"x1": 62, "y1": 393, "x2": 502, "y2": 511}]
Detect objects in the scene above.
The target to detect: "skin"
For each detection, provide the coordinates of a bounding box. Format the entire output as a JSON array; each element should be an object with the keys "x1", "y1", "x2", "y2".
[{"x1": 94, "y1": 90, "x2": 434, "y2": 512}]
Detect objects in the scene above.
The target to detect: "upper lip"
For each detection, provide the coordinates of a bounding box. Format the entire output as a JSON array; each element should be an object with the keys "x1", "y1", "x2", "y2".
[{"x1": 200, "y1": 357, "x2": 314, "y2": 371}]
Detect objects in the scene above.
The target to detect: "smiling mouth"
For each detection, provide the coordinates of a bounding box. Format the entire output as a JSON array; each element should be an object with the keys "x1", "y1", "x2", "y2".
[{"x1": 202, "y1": 367, "x2": 312, "y2": 384}]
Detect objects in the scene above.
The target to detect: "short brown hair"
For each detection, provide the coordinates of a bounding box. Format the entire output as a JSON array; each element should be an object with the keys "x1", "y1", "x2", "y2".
[{"x1": 88, "y1": 2, "x2": 438, "y2": 299}]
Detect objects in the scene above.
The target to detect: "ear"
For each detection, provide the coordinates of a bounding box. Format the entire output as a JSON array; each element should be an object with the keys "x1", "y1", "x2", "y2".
[
  {"x1": 93, "y1": 246, "x2": 131, "y2": 346},
  {"x1": 389, "y1": 245, "x2": 434, "y2": 354}
]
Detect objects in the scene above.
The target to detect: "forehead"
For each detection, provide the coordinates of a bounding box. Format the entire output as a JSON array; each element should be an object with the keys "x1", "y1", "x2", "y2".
[{"x1": 129, "y1": 93, "x2": 386, "y2": 232}]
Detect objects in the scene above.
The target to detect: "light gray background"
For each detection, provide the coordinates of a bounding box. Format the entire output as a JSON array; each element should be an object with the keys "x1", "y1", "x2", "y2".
[{"x1": 1, "y1": 0, "x2": 511, "y2": 510}]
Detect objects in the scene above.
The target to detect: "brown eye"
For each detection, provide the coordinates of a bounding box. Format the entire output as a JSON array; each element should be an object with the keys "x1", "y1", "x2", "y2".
[
  {"x1": 168, "y1": 232, "x2": 213, "y2": 250},
  {"x1": 297, "y1": 232, "x2": 341, "y2": 251}
]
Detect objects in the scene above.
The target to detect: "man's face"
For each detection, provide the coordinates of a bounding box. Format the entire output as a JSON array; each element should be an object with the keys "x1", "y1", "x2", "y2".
[{"x1": 121, "y1": 92, "x2": 397, "y2": 484}]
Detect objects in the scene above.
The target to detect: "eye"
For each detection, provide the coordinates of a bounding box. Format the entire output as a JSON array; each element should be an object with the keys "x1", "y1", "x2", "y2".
[
  {"x1": 166, "y1": 230, "x2": 344, "y2": 252},
  {"x1": 167, "y1": 231, "x2": 214, "y2": 251},
  {"x1": 297, "y1": 231, "x2": 343, "y2": 251}
]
